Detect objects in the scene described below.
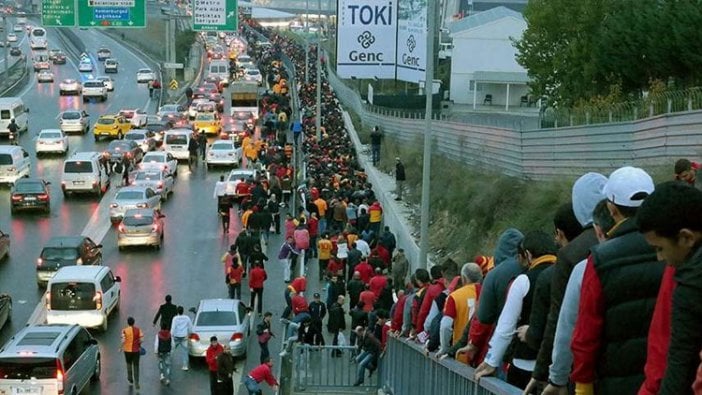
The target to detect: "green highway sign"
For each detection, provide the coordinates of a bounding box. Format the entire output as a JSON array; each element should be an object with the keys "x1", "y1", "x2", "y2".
[
  {"x1": 192, "y1": 0, "x2": 237, "y2": 32},
  {"x1": 77, "y1": 0, "x2": 146, "y2": 28},
  {"x1": 42, "y1": 0, "x2": 77, "y2": 27}
]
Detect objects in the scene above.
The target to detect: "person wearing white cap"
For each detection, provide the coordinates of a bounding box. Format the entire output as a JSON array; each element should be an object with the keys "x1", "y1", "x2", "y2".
[{"x1": 570, "y1": 166, "x2": 666, "y2": 395}]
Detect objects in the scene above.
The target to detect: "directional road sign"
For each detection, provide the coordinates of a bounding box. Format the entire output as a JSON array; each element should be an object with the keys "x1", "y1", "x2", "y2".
[
  {"x1": 169, "y1": 79, "x2": 179, "y2": 90},
  {"x1": 163, "y1": 62, "x2": 184, "y2": 69},
  {"x1": 77, "y1": 0, "x2": 146, "y2": 28},
  {"x1": 41, "y1": 0, "x2": 77, "y2": 27},
  {"x1": 192, "y1": 0, "x2": 237, "y2": 32}
]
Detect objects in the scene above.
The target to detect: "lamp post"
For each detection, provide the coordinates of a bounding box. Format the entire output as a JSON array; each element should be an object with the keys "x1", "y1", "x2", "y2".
[
  {"x1": 305, "y1": 0, "x2": 309, "y2": 84},
  {"x1": 315, "y1": 0, "x2": 321, "y2": 141},
  {"x1": 418, "y1": 0, "x2": 438, "y2": 269}
]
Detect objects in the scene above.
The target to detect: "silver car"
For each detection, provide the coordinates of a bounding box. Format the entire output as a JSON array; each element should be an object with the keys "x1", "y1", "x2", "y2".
[
  {"x1": 188, "y1": 299, "x2": 251, "y2": 358},
  {"x1": 96, "y1": 76, "x2": 114, "y2": 91},
  {"x1": 130, "y1": 170, "x2": 173, "y2": 200},
  {"x1": 117, "y1": 208, "x2": 165, "y2": 250},
  {"x1": 108, "y1": 186, "x2": 161, "y2": 224},
  {"x1": 59, "y1": 79, "x2": 81, "y2": 95},
  {"x1": 58, "y1": 110, "x2": 90, "y2": 134},
  {"x1": 124, "y1": 129, "x2": 156, "y2": 153},
  {"x1": 206, "y1": 140, "x2": 240, "y2": 168},
  {"x1": 139, "y1": 151, "x2": 178, "y2": 177}
]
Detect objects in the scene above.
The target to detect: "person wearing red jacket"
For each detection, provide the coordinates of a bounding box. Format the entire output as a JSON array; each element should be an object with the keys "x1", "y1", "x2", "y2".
[
  {"x1": 390, "y1": 289, "x2": 407, "y2": 334},
  {"x1": 359, "y1": 285, "x2": 377, "y2": 313},
  {"x1": 368, "y1": 268, "x2": 388, "y2": 298},
  {"x1": 375, "y1": 244, "x2": 391, "y2": 269},
  {"x1": 249, "y1": 262, "x2": 268, "y2": 316},
  {"x1": 205, "y1": 336, "x2": 224, "y2": 395},
  {"x1": 244, "y1": 358, "x2": 279, "y2": 394},
  {"x1": 356, "y1": 260, "x2": 373, "y2": 285},
  {"x1": 291, "y1": 293, "x2": 309, "y2": 316},
  {"x1": 416, "y1": 265, "x2": 445, "y2": 335}
]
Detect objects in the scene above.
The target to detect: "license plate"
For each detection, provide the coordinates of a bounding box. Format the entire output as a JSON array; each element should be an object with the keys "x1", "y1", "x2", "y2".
[
  {"x1": 101, "y1": 132, "x2": 110, "y2": 135},
  {"x1": 73, "y1": 181, "x2": 84, "y2": 185},
  {"x1": 171, "y1": 145, "x2": 182, "y2": 149},
  {"x1": 24, "y1": 197, "x2": 36, "y2": 201},
  {"x1": 14, "y1": 388, "x2": 41, "y2": 394}
]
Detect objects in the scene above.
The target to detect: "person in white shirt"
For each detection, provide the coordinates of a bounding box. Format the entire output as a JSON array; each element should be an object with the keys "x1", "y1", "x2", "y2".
[
  {"x1": 170, "y1": 306, "x2": 193, "y2": 370},
  {"x1": 213, "y1": 175, "x2": 227, "y2": 207},
  {"x1": 355, "y1": 238, "x2": 371, "y2": 259}
]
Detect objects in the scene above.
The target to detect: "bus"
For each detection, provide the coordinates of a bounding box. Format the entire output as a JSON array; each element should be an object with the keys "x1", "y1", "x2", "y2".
[{"x1": 30, "y1": 27, "x2": 47, "y2": 50}]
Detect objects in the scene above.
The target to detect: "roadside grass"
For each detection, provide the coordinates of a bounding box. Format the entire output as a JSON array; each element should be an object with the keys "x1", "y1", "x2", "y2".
[{"x1": 350, "y1": 113, "x2": 672, "y2": 263}]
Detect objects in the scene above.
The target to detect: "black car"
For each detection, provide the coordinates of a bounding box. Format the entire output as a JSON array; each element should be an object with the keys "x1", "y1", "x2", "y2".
[
  {"x1": 105, "y1": 139, "x2": 143, "y2": 165},
  {"x1": 97, "y1": 47, "x2": 111, "y2": 61},
  {"x1": 53, "y1": 52, "x2": 66, "y2": 64},
  {"x1": 0, "y1": 293, "x2": 11, "y2": 330},
  {"x1": 10, "y1": 178, "x2": 51, "y2": 214},
  {"x1": 9, "y1": 46, "x2": 20, "y2": 56},
  {"x1": 36, "y1": 236, "x2": 103, "y2": 286}
]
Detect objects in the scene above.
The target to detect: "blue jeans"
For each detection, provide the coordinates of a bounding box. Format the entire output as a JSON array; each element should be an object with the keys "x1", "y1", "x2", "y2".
[
  {"x1": 173, "y1": 337, "x2": 189, "y2": 369},
  {"x1": 356, "y1": 351, "x2": 374, "y2": 384},
  {"x1": 287, "y1": 312, "x2": 311, "y2": 338},
  {"x1": 157, "y1": 352, "x2": 171, "y2": 381},
  {"x1": 244, "y1": 376, "x2": 262, "y2": 394},
  {"x1": 371, "y1": 144, "x2": 380, "y2": 165},
  {"x1": 318, "y1": 218, "x2": 327, "y2": 236}
]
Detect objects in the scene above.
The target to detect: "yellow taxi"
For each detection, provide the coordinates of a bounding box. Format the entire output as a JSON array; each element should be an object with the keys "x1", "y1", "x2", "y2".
[
  {"x1": 192, "y1": 112, "x2": 222, "y2": 136},
  {"x1": 93, "y1": 115, "x2": 132, "y2": 141}
]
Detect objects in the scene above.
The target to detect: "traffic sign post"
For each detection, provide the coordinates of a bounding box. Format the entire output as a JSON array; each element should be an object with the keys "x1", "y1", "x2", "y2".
[
  {"x1": 41, "y1": 0, "x2": 77, "y2": 27},
  {"x1": 163, "y1": 62, "x2": 184, "y2": 69},
  {"x1": 169, "y1": 79, "x2": 178, "y2": 90},
  {"x1": 77, "y1": 0, "x2": 146, "y2": 27},
  {"x1": 192, "y1": 0, "x2": 237, "y2": 31}
]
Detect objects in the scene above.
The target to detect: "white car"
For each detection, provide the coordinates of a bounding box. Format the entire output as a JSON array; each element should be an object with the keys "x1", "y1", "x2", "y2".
[
  {"x1": 58, "y1": 110, "x2": 90, "y2": 134},
  {"x1": 188, "y1": 299, "x2": 251, "y2": 358},
  {"x1": 130, "y1": 169, "x2": 174, "y2": 200},
  {"x1": 157, "y1": 104, "x2": 186, "y2": 118},
  {"x1": 109, "y1": 186, "x2": 161, "y2": 224},
  {"x1": 119, "y1": 109, "x2": 147, "y2": 128},
  {"x1": 140, "y1": 151, "x2": 178, "y2": 177},
  {"x1": 206, "y1": 140, "x2": 240, "y2": 168},
  {"x1": 59, "y1": 79, "x2": 82, "y2": 95},
  {"x1": 35, "y1": 129, "x2": 69, "y2": 155},
  {"x1": 78, "y1": 59, "x2": 93, "y2": 72},
  {"x1": 37, "y1": 70, "x2": 54, "y2": 83},
  {"x1": 124, "y1": 129, "x2": 156, "y2": 153},
  {"x1": 225, "y1": 169, "x2": 259, "y2": 195},
  {"x1": 117, "y1": 208, "x2": 165, "y2": 250},
  {"x1": 136, "y1": 68, "x2": 155, "y2": 83},
  {"x1": 243, "y1": 68, "x2": 262, "y2": 85},
  {"x1": 6, "y1": 33, "x2": 17, "y2": 42},
  {"x1": 12, "y1": 25, "x2": 22, "y2": 33},
  {"x1": 96, "y1": 76, "x2": 114, "y2": 91},
  {"x1": 188, "y1": 98, "x2": 212, "y2": 119}
]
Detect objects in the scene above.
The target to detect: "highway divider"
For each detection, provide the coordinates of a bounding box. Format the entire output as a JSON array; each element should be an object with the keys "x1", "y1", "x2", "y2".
[{"x1": 0, "y1": 56, "x2": 29, "y2": 97}]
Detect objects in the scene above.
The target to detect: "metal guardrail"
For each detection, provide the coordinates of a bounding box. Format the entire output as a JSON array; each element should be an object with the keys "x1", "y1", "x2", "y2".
[
  {"x1": 380, "y1": 336, "x2": 521, "y2": 395},
  {"x1": 0, "y1": 55, "x2": 29, "y2": 97},
  {"x1": 291, "y1": 344, "x2": 378, "y2": 393}
]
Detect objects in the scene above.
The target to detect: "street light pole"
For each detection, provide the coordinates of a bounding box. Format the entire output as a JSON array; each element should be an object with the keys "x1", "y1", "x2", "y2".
[
  {"x1": 418, "y1": 0, "x2": 437, "y2": 269},
  {"x1": 3, "y1": 16, "x2": 8, "y2": 83},
  {"x1": 315, "y1": 0, "x2": 321, "y2": 141},
  {"x1": 305, "y1": 0, "x2": 309, "y2": 84}
]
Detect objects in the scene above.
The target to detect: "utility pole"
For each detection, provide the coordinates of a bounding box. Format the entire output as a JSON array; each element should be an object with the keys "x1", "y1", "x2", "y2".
[
  {"x1": 418, "y1": 0, "x2": 437, "y2": 269},
  {"x1": 305, "y1": 0, "x2": 309, "y2": 84},
  {"x1": 315, "y1": 0, "x2": 322, "y2": 141},
  {"x1": 3, "y1": 16, "x2": 8, "y2": 84}
]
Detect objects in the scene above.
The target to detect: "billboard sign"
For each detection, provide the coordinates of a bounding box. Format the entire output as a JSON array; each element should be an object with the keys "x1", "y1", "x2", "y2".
[
  {"x1": 396, "y1": 0, "x2": 426, "y2": 83},
  {"x1": 336, "y1": 0, "x2": 398, "y2": 79}
]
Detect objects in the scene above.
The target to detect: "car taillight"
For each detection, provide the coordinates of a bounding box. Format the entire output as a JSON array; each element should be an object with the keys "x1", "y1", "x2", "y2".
[
  {"x1": 56, "y1": 366, "x2": 64, "y2": 394},
  {"x1": 38, "y1": 194, "x2": 49, "y2": 200},
  {"x1": 46, "y1": 292, "x2": 51, "y2": 310},
  {"x1": 11, "y1": 194, "x2": 22, "y2": 201},
  {"x1": 37, "y1": 258, "x2": 43, "y2": 266},
  {"x1": 231, "y1": 333, "x2": 243, "y2": 342},
  {"x1": 93, "y1": 291, "x2": 102, "y2": 310},
  {"x1": 110, "y1": 203, "x2": 118, "y2": 208},
  {"x1": 136, "y1": 203, "x2": 147, "y2": 208},
  {"x1": 189, "y1": 333, "x2": 200, "y2": 341}
]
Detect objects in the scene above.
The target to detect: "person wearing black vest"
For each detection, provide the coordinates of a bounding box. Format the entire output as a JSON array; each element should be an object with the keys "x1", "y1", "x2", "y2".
[
  {"x1": 475, "y1": 231, "x2": 557, "y2": 391},
  {"x1": 154, "y1": 322, "x2": 174, "y2": 386},
  {"x1": 571, "y1": 166, "x2": 664, "y2": 395}
]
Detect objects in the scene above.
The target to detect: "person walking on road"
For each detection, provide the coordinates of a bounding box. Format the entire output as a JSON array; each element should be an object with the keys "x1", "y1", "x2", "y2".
[
  {"x1": 198, "y1": 130, "x2": 207, "y2": 160},
  {"x1": 279, "y1": 236, "x2": 301, "y2": 283},
  {"x1": 256, "y1": 312, "x2": 275, "y2": 364},
  {"x1": 226, "y1": 258, "x2": 244, "y2": 300},
  {"x1": 309, "y1": 292, "x2": 327, "y2": 346},
  {"x1": 152, "y1": 294, "x2": 178, "y2": 330},
  {"x1": 370, "y1": 126, "x2": 383, "y2": 166},
  {"x1": 244, "y1": 358, "x2": 279, "y2": 395},
  {"x1": 213, "y1": 175, "x2": 228, "y2": 211},
  {"x1": 328, "y1": 295, "x2": 346, "y2": 357},
  {"x1": 219, "y1": 196, "x2": 232, "y2": 233},
  {"x1": 120, "y1": 316, "x2": 144, "y2": 390},
  {"x1": 216, "y1": 345, "x2": 236, "y2": 395},
  {"x1": 206, "y1": 336, "x2": 224, "y2": 395},
  {"x1": 249, "y1": 261, "x2": 267, "y2": 316},
  {"x1": 171, "y1": 306, "x2": 193, "y2": 371},
  {"x1": 395, "y1": 157, "x2": 406, "y2": 201},
  {"x1": 188, "y1": 133, "x2": 200, "y2": 170},
  {"x1": 154, "y1": 321, "x2": 174, "y2": 386}
]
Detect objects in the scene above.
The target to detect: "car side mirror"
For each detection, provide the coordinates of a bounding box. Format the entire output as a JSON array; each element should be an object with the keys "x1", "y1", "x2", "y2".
[
  {"x1": 115, "y1": 276, "x2": 122, "y2": 282},
  {"x1": 188, "y1": 307, "x2": 197, "y2": 314}
]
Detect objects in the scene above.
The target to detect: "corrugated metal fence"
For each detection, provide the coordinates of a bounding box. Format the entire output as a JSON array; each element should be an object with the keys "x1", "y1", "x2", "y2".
[{"x1": 327, "y1": 60, "x2": 702, "y2": 179}]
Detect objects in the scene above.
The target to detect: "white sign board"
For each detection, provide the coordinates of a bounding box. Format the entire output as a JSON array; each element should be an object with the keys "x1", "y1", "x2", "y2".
[
  {"x1": 163, "y1": 62, "x2": 184, "y2": 69},
  {"x1": 396, "y1": 0, "x2": 427, "y2": 83},
  {"x1": 367, "y1": 83, "x2": 374, "y2": 105},
  {"x1": 336, "y1": 0, "x2": 398, "y2": 79}
]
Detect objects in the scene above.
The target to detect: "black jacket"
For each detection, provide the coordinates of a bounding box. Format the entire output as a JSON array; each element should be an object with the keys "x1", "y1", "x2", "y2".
[
  {"x1": 153, "y1": 302, "x2": 178, "y2": 328},
  {"x1": 395, "y1": 162, "x2": 405, "y2": 181},
  {"x1": 533, "y1": 226, "x2": 598, "y2": 380},
  {"x1": 525, "y1": 265, "x2": 553, "y2": 351},
  {"x1": 327, "y1": 302, "x2": 346, "y2": 332},
  {"x1": 660, "y1": 246, "x2": 702, "y2": 394},
  {"x1": 309, "y1": 301, "x2": 327, "y2": 324},
  {"x1": 347, "y1": 279, "x2": 365, "y2": 308},
  {"x1": 349, "y1": 307, "x2": 368, "y2": 329}
]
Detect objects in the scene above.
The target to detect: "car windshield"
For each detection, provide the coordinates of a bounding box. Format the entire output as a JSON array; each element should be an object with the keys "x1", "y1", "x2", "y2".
[
  {"x1": 15, "y1": 181, "x2": 44, "y2": 193},
  {"x1": 62, "y1": 80, "x2": 76, "y2": 85},
  {"x1": 62, "y1": 111, "x2": 81, "y2": 120},
  {"x1": 138, "y1": 69, "x2": 152, "y2": 74},
  {"x1": 116, "y1": 191, "x2": 144, "y2": 200},
  {"x1": 40, "y1": 132, "x2": 61, "y2": 139},
  {"x1": 41, "y1": 247, "x2": 78, "y2": 260},
  {"x1": 196, "y1": 311, "x2": 238, "y2": 326},
  {"x1": 228, "y1": 172, "x2": 252, "y2": 182},
  {"x1": 135, "y1": 172, "x2": 160, "y2": 181},
  {"x1": 165, "y1": 134, "x2": 187, "y2": 145},
  {"x1": 63, "y1": 161, "x2": 93, "y2": 173},
  {"x1": 196, "y1": 114, "x2": 214, "y2": 121},
  {"x1": 211, "y1": 143, "x2": 232, "y2": 150},
  {"x1": 143, "y1": 155, "x2": 164, "y2": 163},
  {"x1": 0, "y1": 358, "x2": 58, "y2": 380},
  {"x1": 123, "y1": 215, "x2": 153, "y2": 226},
  {"x1": 97, "y1": 118, "x2": 115, "y2": 125},
  {"x1": 124, "y1": 133, "x2": 145, "y2": 140},
  {"x1": 49, "y1": 282, "x2": 97, "y2": 310}
]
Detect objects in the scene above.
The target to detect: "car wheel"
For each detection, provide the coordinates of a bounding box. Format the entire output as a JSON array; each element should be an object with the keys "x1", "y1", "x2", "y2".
[
  {"x1": 91, "y1": 354, "x2": 101, "y2": 381},
  {"x1": 114, "y1": 294, "x2": 120, "y2": 311}
]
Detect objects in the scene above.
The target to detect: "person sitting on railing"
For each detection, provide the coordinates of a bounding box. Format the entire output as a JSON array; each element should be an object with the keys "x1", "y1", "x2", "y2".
[{"x1": 352, "y1": 325, "x2": 382, "y2": 386}]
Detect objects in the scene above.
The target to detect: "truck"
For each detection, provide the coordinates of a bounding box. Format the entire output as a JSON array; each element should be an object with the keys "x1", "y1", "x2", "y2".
[{"x1": 230, "y1": 81, "x2": 259, "y2": 121}]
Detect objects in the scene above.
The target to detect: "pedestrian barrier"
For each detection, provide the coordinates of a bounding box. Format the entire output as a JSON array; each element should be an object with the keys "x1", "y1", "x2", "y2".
[
  {"x1": 380, "y1": 336, "x2": 521, "y2": 395},
  {"x1": 290, "y1": 344, "x2": 378, "y2": 393}
]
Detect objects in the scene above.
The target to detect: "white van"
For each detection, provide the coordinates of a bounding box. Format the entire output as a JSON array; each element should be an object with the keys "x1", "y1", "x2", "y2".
[
  {"x1": 0, "y1": 97, "x2": 29, "y2": 136},
  {"x1": 162, "y1": 129, "x2": 192, "y2": 161},
  {"x1": 208, "y1": 60, "x2": 230, "y2": 85},
  {"x1": 0, "y1": 145, "x2": 31, "y2": 184},
  {"x1": 61, "y1": 151, "x2": 110, "y2": 197},
  {"x1": 46, "y1": 266, "x2": 121, "y2": 331}
]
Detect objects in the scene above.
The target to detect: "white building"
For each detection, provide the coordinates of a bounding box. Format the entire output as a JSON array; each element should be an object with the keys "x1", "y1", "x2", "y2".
[{"x1": 448, "y1": 7, "x2": 530, "y2": 110}]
